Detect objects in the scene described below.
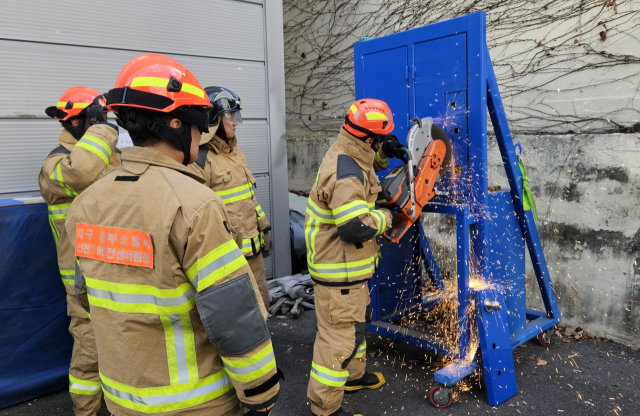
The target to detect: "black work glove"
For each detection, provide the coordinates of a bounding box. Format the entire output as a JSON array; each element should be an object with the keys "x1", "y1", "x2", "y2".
[
  {"x1": 86, "y1": 95, "x2": 108, "y2": 126},
  {"x1": 262, "y1": 233, "x2": 273, "y2": 258},
  {"x1": 86, "y1": 95, "x2": 120, "y2": 134},
  {"x1": 381, "y1": 135, "x2": 408, "y2": 164}
]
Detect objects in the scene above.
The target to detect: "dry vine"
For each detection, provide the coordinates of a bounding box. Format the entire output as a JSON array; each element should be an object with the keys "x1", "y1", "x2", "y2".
[{"x1": 284, "y1": 0, "x2": 640, "y2": 135}]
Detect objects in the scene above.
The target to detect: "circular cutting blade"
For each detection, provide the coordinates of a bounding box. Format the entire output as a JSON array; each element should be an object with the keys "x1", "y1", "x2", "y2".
[{"x1": 431, "y1": 124, "x2": 453, "y2": 176}]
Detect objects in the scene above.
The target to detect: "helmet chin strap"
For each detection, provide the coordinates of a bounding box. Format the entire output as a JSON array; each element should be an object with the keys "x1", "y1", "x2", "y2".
[{"x1": 60, "y1": 117, "x2": 86, "y2": 140}]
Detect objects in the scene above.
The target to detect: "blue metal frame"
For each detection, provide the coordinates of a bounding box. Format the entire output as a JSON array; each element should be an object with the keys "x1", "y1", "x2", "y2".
[{"x1": 356, "y1": 10, "x2": 561, "y2": 407}]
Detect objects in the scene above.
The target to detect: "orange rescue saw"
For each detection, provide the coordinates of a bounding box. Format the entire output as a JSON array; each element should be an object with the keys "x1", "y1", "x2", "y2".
[{"x1": 377, "y1": 117, "x2": 452, "y2": 243}]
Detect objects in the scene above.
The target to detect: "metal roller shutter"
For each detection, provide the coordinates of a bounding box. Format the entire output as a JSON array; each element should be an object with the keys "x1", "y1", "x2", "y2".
[{"x1": 0, "y1": 0, "x2": 290, "y2": 277}]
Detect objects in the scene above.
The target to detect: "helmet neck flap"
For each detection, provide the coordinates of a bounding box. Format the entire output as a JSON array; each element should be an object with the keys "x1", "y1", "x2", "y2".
[{"x1": 114, "y1": 105, "x2": 209, "y2": 166}]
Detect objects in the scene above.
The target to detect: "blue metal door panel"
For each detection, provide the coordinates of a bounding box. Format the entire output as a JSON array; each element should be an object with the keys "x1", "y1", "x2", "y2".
[
  {"x1": 359, "y1": 46, "x2": 410, "y2": 176},
  {"x1": 413, "y1": 35, "x2": 469, "y2": 194},
  {"x1": 488, "y1": 191, "x2": 526, "y2": 335}
]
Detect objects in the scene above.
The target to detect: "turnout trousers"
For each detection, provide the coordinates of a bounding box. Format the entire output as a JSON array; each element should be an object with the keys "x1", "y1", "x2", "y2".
[
  {"x1": 248, "y1": 253, "x2": 271, "y2": 309},
  {"x1": 307, "y1": 282, "x2": 370, "y2": 415},
  {"x1": 66, "y1": 294, "x2": 102, "y2": 416}
]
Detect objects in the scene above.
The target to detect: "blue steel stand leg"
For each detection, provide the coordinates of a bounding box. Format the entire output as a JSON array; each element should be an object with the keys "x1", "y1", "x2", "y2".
[
  {"x1": 434, "y1": 208, "x2": 478, "y2": 387},
  {"x1": 474, "y1": 287, "x2": 518, "y2": 406},
  {"x1": 456, "y1": 210, "x2": 471, "y2": 360},
  {"x1": 485, "y1": 47, "x2": 561, "y2": 347}
]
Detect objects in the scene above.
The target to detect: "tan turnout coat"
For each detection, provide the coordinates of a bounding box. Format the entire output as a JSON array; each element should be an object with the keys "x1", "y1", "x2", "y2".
[
  {"x1": 305, "y1": 128, "x2": 393, "y2": 285},
  {"x1": 189, "y1": 130, "x2": 270, "y2": 259},
  {"x1": 66, "y1": 144, "x2": 279, "y2": 416}
]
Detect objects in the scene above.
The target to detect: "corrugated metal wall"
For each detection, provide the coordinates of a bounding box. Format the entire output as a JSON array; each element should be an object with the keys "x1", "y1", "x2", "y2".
[{"x1": 0, "y1": 0, "x2": 288, "y2": 278}]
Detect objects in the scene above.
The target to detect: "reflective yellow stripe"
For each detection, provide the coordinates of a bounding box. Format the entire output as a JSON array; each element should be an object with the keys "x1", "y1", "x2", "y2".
[
  {"x1": 61, "y1": 269, "x2": 74, "y2": 286},
  {"x1": 69, "y1": 374, "x2": 101, "y2": 396},
  {"x1": 49, "y1": 162, "x2": 78, "y2": 197},
  {"x1": 221, "y1": 343, "x2": 276, "y2": 383},
  {"x1": 365, "y1": 111, "x2": 388, "y2": 121},
  {"x1": 370, "y1": 209, "x2": 386, "y2": 236},
  {"x1": 310, "y1": 362, "x2": 349, "y2": 387},
  {"x1": 85, "y1": 276, "x2": 196, "y2": 315},
  {"x1": 355, "y1": 340, "x2": 367, "y2": 359},
  {"x1": 48, "y1": 203, "x2": 71, "y2": 221},
  {"x1": 181, "y1": 83, "x2": 205, "y2": 99},
  {"x1": 306, "y1": 199, "x2": 369, "y2": 226},
  {"x1": 100, "y1": 369, "x2": 232, "y2": 414},
  {"x1": 185, "y1": 240, "x2": 247, "y2": 292},
  {"x1": 256, "y1": 205, "x2": 265, "y2": 219},
  {"x1": 307, "y1": 256, "x2": 376, "y2": 279},
  {"x1": 349, "y1": 104, "x2": 358, "y2": 114},
  {"x1": 130, "y1": 77, "x2": 205, "y2": 99},
  {"x1": 76, "y1": 134, "x2": 111, "y2": 165},
  {"x1": 215, "y1": 183, "x2": 254, "y2": 204},
  {"x1": 240, "y1": 235, "x2": 261, "y2": 256},
  {"x1": 160, "y1": 313, "x2": 199, "y2": 385},
  {"x1": 58, "y1": 102, "x2": 90, "y2": 109}
]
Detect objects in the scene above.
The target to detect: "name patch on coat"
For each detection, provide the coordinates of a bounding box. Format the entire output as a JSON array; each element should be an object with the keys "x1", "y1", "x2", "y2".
[{"x1": 75, "y1": 223, "x2": 153, "y2": 269}]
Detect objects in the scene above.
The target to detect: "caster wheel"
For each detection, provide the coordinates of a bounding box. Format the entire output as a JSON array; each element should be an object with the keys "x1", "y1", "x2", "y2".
[
  {"x1": 429, "y1": 385, "x2": 453, "y2": 408},
  {"x1": 537, "y1": 330, "x2": 553, "y2": 346}
]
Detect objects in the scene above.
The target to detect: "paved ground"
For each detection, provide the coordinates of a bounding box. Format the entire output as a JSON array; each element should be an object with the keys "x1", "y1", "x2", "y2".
[{"x1": 2, "y1": 311, "x2": 639, "y2": 416}]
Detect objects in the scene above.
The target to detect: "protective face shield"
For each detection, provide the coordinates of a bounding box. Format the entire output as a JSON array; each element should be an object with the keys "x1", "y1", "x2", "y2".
[{"x1": 219, "y1": 98, "x2": 242, "y2": 124}]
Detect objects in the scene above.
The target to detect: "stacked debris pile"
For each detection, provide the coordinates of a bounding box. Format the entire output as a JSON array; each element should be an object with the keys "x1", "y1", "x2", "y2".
[{"x1": 267, "y1": 273, "x2": 314, "y2": 318}]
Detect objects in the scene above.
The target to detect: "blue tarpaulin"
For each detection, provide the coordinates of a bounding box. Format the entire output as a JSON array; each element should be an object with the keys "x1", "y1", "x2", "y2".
[{"x1": 0, "y1": 199, "x2": 72, "y2": 409}]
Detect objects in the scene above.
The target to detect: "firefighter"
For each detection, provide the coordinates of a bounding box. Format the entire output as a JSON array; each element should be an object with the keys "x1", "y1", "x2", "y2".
[
  {"x1": 189, "y1": 87, "x2": 272, "y2": 310},
  {"x1": 65, "y1": 54, "x2": 281, "y2": 416},
  {"x1": 39, "y1": 86, "x2": 121, "y2": 416},
  {"x1": 305, "y1": 99, "x2": 406, "y2": 416}
]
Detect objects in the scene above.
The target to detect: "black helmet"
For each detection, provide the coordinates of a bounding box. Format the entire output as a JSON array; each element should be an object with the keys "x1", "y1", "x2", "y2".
[{"x1": 204, "y1": 86, "x2": 242, "y2": 125}]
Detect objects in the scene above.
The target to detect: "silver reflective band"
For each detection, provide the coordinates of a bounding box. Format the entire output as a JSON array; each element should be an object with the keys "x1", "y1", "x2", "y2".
[
  {"x1": 169, "y1": 314, "x2": 191, "y2": 384},
  {"x1": 306, "y1": 204, "x2": 332, "y2": 222},
  {"x1": 220, "y1": 187, "x2": 252, "y2": 202},
  {"x1": 310, "y1": 367, "x2": 348, "y2": 383},
  {"x1": 306, "y1": 218, "x2": 317, "y2": 263},
  {"x1": 102, "y1": 375, "x2": 231, "y2": 406},
  {"x1": 190, "y1": 248, "x2": 243, "y2": 289},
  {"x1": 87, "y1": 287, "x2": 195, "y2": 307},
  {"x1": 333, "y1": 203, "x2": 369, "y2": 222},
  {"x1": 224, "y1": 350, "x2": 275, "y2": 376},
  {"x1": 52, "y1": 167, "x2": 76, "y2": 196},
  {"x1": 69, "y1": 381, "x2": 101, "y2": 392},
  {"x1": 48, "y1": 208, "x2": 69, "y2": 216},
  {"x1": 308, "y1": 260, "x2": 375, "y2": 275},
  {"x1": 79, "y1": 137, "x2": 111, "y2": 161},
  {"x1": 242, "y1": 236, "x2": 260, "y2": 249}
]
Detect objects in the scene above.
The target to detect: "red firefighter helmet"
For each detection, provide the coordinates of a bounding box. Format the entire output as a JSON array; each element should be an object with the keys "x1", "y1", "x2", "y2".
[
  {"x1": 343, "y1": 99, "x2": 395, "y2": 139},
  {"x1": 45, "y1": 86, "x2": 103, "y2": 121},
  {"x1": 106, "y1": 54, "x2": 211, "y2": 114}
]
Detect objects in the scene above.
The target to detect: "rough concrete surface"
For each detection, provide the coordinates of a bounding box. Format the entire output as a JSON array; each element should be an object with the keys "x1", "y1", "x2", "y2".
[
  {"x1": 3, "y1": 312, "x2": 640, "y2": 415},
  {"x1": 287, "y1": 133, "x2": 640, "y2": 346}
]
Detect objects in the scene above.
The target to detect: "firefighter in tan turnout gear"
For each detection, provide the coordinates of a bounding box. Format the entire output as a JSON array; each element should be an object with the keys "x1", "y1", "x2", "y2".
[
  {"x1": 65, "y1": 54, "x2": 281, "y2": 416},
  {"x1": 38, "y1": 86, "x2": 121, "y2": 416},
  {"x1": 189, "y1": 87, "x2": 272, "y2": 310},
  {"x1": 305, "y1": 99, "x2": 407, "y2": 416}
]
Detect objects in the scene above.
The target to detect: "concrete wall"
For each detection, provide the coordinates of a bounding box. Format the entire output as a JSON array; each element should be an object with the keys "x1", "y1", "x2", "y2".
[{"x1": 286, "y1": 133, "x2": 640, "y2": 346}]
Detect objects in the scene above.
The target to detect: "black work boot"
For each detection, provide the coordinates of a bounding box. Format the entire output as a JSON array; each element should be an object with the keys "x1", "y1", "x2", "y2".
[
  {"x1": 344, "y1": 371, "x2": 386, "y2": 392},
  {"x1": 312, "y1": 407, "x2": 363, "y2": 416}
]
